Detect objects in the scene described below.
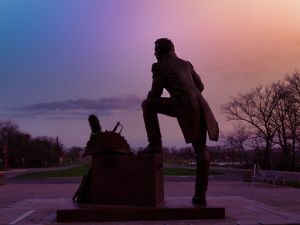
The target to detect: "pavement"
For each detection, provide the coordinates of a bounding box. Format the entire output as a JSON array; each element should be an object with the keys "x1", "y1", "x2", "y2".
[
  {"x1": 0, "y1": 165, "x2": 81, "y2": 179},
  {"x1": 0, "y1": 168, "x2": 300, "y2": 225}
]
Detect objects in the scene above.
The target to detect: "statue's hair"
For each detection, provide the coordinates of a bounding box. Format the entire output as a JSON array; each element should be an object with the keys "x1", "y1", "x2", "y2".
[{"x1": 155, "y1": 38, "x2": 174, "y2": 54}]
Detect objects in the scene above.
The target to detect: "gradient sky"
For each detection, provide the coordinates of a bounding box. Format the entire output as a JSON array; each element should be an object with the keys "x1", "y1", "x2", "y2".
[{"x1": 1, "y1": 0, "x2": 300, "y2": 148}]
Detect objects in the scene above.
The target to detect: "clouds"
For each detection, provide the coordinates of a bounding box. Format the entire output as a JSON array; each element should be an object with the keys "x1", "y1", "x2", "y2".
[{"x1": 6, "y1": 95, "x2": 143, "y2": 119}]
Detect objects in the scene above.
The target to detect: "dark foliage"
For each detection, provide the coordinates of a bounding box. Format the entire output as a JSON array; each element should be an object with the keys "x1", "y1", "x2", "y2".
[{"x1": 0, "y1": 120, "x2": 64, "y2": 168}]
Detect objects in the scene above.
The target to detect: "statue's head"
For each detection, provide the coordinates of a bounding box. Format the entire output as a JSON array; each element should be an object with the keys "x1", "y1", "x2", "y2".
[{"x1": 154, "y1": 38, "x2": 174, "y2": 61}]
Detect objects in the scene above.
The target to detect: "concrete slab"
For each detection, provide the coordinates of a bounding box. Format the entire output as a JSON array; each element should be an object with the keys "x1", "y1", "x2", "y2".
[
  {"x1": 0, "y1": 196, "x2": 299, "y2": 225},
  {"x1": 1, "y1": 178, "x2": 300, "y2": 224},
  {"x1": 57, "y1": 197, "x2": 225, "y2": 222}
]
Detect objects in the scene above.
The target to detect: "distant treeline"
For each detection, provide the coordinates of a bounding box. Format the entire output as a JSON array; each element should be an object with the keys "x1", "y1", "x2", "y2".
[
  {"x1": 222, "y1": 71, "x2": 300, "y2": 170},
  {"x1": 152, "y1": 145, "x2": 299, "y2": 171},
  {"x1": 0, "y1": 120, "x2": 84, "y2": 168}
]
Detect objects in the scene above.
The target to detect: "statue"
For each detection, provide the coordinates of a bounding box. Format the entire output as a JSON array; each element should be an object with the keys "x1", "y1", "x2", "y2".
[{"x1": 140, "y1": 38, "x2": 219, "y2": 205}]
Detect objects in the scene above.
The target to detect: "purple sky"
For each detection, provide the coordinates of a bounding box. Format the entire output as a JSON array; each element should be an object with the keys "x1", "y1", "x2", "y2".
[{"x1": 1, "y1": 0, "x2": 300, "y2": 148}]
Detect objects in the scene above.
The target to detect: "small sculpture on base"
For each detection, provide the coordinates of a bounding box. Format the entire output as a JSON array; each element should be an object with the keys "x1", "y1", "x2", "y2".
[
  {"x1": 84, "y1": 114, "x2": 131, "y2": 156},
  {"x1": 73, "y1": 114, "x2": 131, "y2": 203}
]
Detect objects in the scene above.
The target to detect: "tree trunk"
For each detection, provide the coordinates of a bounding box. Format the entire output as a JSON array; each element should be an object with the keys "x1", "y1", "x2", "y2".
[
  {"x1": 292, "y1": 138, "x2": 296, "y2": 171},
  {"x1": 263, "y1": 140, "x2": 272, "y2": 169}
]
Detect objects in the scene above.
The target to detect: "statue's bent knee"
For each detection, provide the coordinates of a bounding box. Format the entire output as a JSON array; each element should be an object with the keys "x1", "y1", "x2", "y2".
[{"x1": 142, "y1": 99, "x2": 151, "y2": 111}]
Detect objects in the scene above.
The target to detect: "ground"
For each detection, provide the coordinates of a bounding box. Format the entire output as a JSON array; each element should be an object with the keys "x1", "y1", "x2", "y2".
[{"x1": 0, "y1": 167, "x2": 300, "y2": 225}]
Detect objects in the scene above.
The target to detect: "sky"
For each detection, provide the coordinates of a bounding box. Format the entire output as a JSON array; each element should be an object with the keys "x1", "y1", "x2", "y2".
[{"x1": 1, "y1": 0, "x2": 300, "y2": 148}]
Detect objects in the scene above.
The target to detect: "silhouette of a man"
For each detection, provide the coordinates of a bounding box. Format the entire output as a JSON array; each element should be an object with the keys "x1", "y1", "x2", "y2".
[{"x1": 141, "y1": 38, "x2": 219, "y2": 205}]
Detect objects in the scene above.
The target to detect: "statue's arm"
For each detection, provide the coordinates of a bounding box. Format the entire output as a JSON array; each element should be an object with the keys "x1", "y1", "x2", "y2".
[
  {"x1": 189, "y1": 62, "x2": 204, "y2": 92},
  {"x1": 147, "y1": 63, "x2": 164, "y2": 98}
]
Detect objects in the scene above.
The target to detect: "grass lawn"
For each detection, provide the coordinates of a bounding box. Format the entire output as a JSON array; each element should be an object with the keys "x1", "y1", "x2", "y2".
[
  {"x1": 16, "y1": 165, "x2": 90, "y2": 178},
  {"x1": 285, "y1": 180, "x2": 300, "y2": 188},
  {"x1": 164, "y1": 167, "x2": 223, "y2": 176},
  {"x1": 16, "y1": 165, "x2": 224, "y2": 178}
]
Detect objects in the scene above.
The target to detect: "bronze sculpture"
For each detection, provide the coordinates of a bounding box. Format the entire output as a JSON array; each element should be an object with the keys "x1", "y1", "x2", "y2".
[
  {"x1": 84, "y1": 115, "x2": 131, "y2": 156},
  {"x1": 140, "y1": 38, "x2": 219, "y2": 205}
]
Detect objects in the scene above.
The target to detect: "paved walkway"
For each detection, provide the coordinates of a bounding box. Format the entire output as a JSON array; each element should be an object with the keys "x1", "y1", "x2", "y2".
[
  {"x1": 0, "y1": 177, "x2": 300, "y2": 225},
  {"x1": 0, "y1": 165, "x2": 81, "y2": 179}
]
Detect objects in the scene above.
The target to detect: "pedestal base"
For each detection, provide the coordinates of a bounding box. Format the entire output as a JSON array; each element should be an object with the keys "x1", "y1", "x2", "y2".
[
  {"x1": 91, "y1": 154, "x2": 164, "y2": 206},
  {"x1": 57, "y1": 197, "x2": 225, "y2": 222}
]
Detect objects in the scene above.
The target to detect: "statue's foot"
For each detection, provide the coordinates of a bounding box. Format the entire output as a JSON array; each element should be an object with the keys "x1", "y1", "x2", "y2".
[{"x1": 192, "y1": 195, "x2": 207, "y2": 206}]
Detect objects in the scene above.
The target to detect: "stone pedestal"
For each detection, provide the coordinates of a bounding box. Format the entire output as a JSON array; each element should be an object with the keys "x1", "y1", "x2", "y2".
[
  {"x1": 57, "y1": 154, "x2": 226, "y2": 222},
  {"x1": 57, "y1": 197, "x2": 225, "y2": 222},
  {"x1": 91, "y1": 154, "x2": 164, "y2": 207}
]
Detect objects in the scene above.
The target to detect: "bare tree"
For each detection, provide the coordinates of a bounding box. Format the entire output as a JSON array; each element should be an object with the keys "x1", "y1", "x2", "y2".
[
  {"x1": 0, "y1": 120, "x2": 19, "y2": 145},
  {"x1": 271, "y1": 81, "x2": 296, "y2": 169},
  {"x1": 286, "y1": 71, "x2": 300, "y2": 101},
  {"x1": 222, "y1": 85, "x2": 281, "y2": 169},
  {"x1": 223, "y1": 124, "x2": 252, "y2": 167},
  {"x1": 284, "y1": 71, "x2": 300, "y2": 169},
  {"x1": 64, "y1": 146, "x2": 84, "y2": 163}
]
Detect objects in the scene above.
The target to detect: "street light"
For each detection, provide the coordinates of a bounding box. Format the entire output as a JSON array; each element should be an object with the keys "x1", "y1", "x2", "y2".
[{"x1": 3, "y1": 131, "x2": 8, "y2": 171}]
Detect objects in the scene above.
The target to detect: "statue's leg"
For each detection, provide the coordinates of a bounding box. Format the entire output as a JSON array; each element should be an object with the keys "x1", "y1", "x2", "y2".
[
  {"x1": 192, "y1": 143, "x2": 210, "y2": 205},
  {"x1": 141, "y1": 98, "x2": 175, "y2": 153},
  {"x1": 192, "y1": 107, "x2": 209, "y2": 205}
]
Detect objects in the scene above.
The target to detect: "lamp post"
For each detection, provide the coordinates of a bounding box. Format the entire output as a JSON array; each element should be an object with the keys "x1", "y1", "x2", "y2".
[{"x1": 3, "y1": 131, "x2": 8, "y2": 171}]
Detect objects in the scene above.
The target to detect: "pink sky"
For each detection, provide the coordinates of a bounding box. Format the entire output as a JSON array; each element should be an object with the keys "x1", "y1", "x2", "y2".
[{"x1": 1, "y1": 0, "x2": 300, "y2": 148}]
